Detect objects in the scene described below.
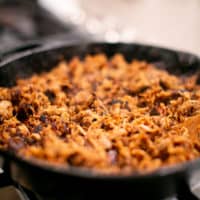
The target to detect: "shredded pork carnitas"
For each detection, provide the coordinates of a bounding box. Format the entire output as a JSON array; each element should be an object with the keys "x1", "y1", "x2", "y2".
[{"x1": 0, "y1": 54, "x2": 200, "y2": 174}]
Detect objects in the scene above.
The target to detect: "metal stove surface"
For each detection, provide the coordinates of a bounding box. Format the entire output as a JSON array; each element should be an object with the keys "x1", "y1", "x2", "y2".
[
  {"x1": 1, "y1": 186, "x2": 198, "y2": 200},
  {"x1": 0, "y1": 186, "x2": 178, "y2": 200},
  {"x1": 0, "y1": 0, "x2": 88, "y2": 53},
  {"x1": 1, "y1": 168, "x2": 199, "y2": 200}
]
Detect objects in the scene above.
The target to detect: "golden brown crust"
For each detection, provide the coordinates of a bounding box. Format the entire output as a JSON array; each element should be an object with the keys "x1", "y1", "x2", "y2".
[{"x1": 0, "y1": 53, "x2": 200, "y2": 174}]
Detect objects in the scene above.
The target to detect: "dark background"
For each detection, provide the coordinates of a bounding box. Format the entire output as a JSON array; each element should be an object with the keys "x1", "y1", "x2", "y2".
[{"x1": 0, "y1": 0, "x2": 87, "y2": 53}]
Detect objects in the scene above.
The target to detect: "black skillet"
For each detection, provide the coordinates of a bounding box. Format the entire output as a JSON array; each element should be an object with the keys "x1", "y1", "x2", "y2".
[{"x1": 0, "y1": 41, "x2": 200, "y2": 200}]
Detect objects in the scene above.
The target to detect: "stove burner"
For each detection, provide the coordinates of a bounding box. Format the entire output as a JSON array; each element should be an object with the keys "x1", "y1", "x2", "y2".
[{"x1": 0, "y1": 185, "x2": 198, "y2": 200}]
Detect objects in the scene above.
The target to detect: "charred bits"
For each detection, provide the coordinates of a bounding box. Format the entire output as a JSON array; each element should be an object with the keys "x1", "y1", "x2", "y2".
[
  {"x1": 17, "y1": 104, "x2": 33, "y2": 121},
  {"x1": 61, "y1": 85, "x2": 71, "y2": 94},
  {"x1": 124, "y1": 101, "x2": 131, "y2": 111},
  {"x1": 125, "y1": 86, "x2": 149, "y2": 97},
  {"x1": 11, "y1": 89, "x2": 21, "y2": 105},
  {"x1": 33, "y1": 124, "x2": 43, "y2": 133},
  {"x1": 40, "y1": 114, "x2": 47, "y2": 123},
  {"x1": 159, "y1": 80, "x2": 170, "y2": 90},
  {"x1": 67, "y1": 153, "x2": 84, "y2": 166},
  {"x1": 150, "y1": 107, "x2": 160, "y2": 116},
  {"x1": 44, "y1": 90, "x2": 56, "y2": 103},
  {"x1": 108, "y1": 99, "x2": 131, "y2": 111}
]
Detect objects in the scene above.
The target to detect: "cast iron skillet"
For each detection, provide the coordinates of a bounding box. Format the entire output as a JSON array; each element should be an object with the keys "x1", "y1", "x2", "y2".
[{"x1": 0, "y1": 41, "x2": 200, "y2": 200}]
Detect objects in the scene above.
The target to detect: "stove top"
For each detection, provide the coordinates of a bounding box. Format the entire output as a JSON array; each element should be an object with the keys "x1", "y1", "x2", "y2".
[
  {"x1": 0, "y1": 186, "x2": 178, "y2": 200},
  {"x1": 0, "y1": 0, "x2": 88, "y2": 53},
  {"x1": 0, "y1": 186, "x2": 197, "y2": 200}
]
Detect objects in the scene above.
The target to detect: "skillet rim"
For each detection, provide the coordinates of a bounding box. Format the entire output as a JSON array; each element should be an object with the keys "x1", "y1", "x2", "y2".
[{"x1": 0, "y1": 41, "x2": 200, "y2": 180}]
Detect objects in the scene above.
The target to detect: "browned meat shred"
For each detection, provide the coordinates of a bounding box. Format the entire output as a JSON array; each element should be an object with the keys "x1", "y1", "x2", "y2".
[{"x1": 1, "y1": 53, "x2": 200, "y2": 174}]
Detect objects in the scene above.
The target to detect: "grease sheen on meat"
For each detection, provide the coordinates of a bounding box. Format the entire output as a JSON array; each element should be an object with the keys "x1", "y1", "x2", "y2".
[{"x1": 0, "y1": 54, "x2": 200, "y2": 174}]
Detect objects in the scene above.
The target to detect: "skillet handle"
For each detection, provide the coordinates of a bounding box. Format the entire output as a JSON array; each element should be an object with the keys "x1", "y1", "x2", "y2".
[{"x1": 0, "y1": 41, "x2": 44, "y2": 63}]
